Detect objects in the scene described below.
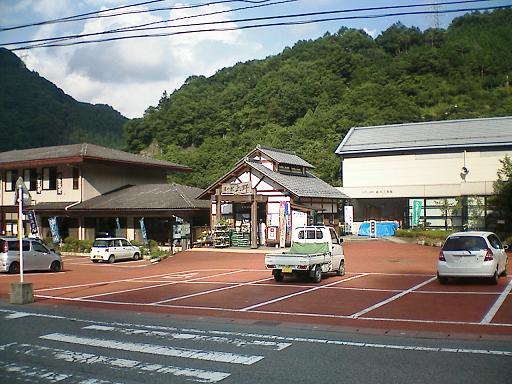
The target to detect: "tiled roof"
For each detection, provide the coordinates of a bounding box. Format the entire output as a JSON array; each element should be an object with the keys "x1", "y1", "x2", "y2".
[
  {"x1": 0, "y1": 143, "x2": 191, "y2": 171},
  {"x1": 335, "y1": 116, "x2": 512, "y2": 156},
  {"x1": 253, "y1": 145, "x2": 314, "y2": 168},
  {"x1": 247, "y1": 160, "x2": 347, "y2": 199},
  {"x1": 70, "y1": 183, "x2": 210, "y2": 211},
  {"x1": 32, "y1": 202, "x2": 76, "y2": 211}
]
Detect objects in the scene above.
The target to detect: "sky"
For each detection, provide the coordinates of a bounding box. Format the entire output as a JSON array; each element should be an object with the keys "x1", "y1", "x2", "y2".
[{"x1": 0, "y1": 0, "x2": 509, "y2": 118}]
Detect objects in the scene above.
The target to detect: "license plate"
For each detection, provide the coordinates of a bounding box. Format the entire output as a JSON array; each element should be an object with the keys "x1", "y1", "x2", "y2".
[{"x1": 282, "y1": 266, "x2": 293, "y2": 273}]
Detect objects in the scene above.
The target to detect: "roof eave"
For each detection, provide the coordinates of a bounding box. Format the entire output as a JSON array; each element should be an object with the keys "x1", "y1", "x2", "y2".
[{"x1": 337, "y1": 142, "x2": 512, "y2": 157}]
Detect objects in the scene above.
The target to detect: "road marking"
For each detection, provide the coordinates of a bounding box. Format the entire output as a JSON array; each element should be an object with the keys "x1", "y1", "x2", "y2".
[
  {"x1": 239, "y1": 273, "x2": 369, "y2": 312},
  {"x1": 34, "y1": 269, "x2": 233, "y2": 292},
  {"x1": 163, "y1": 272, "x2": 199, "y2": 279},
  {"x1": 75, "y1": 269, "x2": 247, "y2": 300},
  {"x1": 0, "y1": 362, "x2": 73, "y2": 382},
  {"x1": 40, "y1": 333, "x2": 264, "y2": 365},
  {"x1": 83, "y1": 324, "x2": 291, "y2": 351},
  {"x1": 351, "y1": 276, "x2": 437, "y2": 318},
  {"x1": 183, "y1": 330, "x2": 512, "y2": 357},
  {"x1": 481, "y1": 278, "x2": 512, "y2": 324},
  {"x1": 152, "y1": 276, "x2": 273, "y2": 305},
  {"x1": 2, "y1": 342, "x2": 230, "y2": 383}
]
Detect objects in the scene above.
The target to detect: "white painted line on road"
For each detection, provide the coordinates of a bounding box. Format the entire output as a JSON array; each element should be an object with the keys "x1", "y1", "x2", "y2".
[
  {"x1": 190, "y1": 331, "x2": 512, "y2": 357},
  {"x1": 481, "y1": 278, "x2": 512, "y2": 324},
  {"x1": 2, "y1": 342, "x2": 230, "y2": 383},
  {"x1": 83, "y1": 324, "x2": 291, "y2": 350},
  {"x1": 239, "y1": 273, "x2": 370, "y2": 312},
  {"x1": 152, "y1": 276, "x2": 273, "y2": 305},
  {"x1": 0, "y1": 362, "x2": 73, "y2": 382},
  {"x1": 76, "y1": 269, "x2": 247, "y2": 300},
  {"x1": 351, "y1": 276, "x2": 437, "y2": 318},
  {"x1": 40, "y1": 333, "x2": 264, "y2": 365}
]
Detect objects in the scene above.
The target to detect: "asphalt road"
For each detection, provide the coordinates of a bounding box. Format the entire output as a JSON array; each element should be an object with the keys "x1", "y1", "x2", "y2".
[{"x1": 0, "y1": 301, "x2": 510, "y2": 384}]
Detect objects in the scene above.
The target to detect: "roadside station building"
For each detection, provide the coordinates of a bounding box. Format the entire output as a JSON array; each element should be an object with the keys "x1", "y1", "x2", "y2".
[
  {"x1": 335, "y1": 116, "x2": 512, "y2": 233},
  {"x1": 0, "y1": 143, "x2": 210, "y2": 245},
  {"x1": 198, "y1": 145, "x2": 347, "y2": 248}
]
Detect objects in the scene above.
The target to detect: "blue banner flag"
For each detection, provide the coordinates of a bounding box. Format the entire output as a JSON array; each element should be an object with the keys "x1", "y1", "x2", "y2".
[
  {"x1": 48, "y1": 216, "x2": 60, "y2": 244},
  {"x1": 139, "y1": 217, "x2": 148, "y2": 246}
]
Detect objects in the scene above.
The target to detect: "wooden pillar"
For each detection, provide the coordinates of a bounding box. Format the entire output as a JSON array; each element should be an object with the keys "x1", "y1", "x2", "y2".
[
  {"x1": 251, "y1": 189, "x2": 258, "y2": 249},
  {"x1": 215, "y1": 188, "x2": 222, "y2": 225}
]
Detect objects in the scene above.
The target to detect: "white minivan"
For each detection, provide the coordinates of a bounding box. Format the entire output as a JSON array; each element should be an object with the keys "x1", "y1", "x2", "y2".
[
  {"x1": 437, "y1": 231, "x2": 508, "y2": 284},
  {"x1": 90, "y1": 237, "x2": 141, "y2": 263}
]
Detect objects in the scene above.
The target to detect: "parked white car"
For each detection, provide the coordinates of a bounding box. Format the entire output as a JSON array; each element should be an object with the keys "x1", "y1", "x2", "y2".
[
  {"x1": 437, "y1": 231, "x2": 508, "y2": 284},
  {"x1": 90, "y1": 237, "x2": 141, "y2": 263}
]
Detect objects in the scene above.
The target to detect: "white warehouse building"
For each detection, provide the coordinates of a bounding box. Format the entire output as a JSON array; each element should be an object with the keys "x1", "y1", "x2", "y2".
[{"x1": 335, "y1": 116, "x2": 512, "y2": 233}]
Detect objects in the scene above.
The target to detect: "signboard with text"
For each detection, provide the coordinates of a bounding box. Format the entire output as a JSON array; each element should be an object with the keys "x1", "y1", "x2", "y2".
[
  {"x1": 221, "y1": 182, "x2": 252, "y2": 195},
  {"x1": 412, "y1": 199, "x2": 423, "y2": 227}
]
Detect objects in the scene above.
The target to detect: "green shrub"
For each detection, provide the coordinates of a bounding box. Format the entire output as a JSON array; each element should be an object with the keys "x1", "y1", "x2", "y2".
[{"x1": 395, "y1": 229, "x2": 453, "y2": 244}]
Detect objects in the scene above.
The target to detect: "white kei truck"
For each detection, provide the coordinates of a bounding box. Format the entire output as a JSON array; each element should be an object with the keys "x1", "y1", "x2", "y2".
[{"x1": 264, "y1": 225, "x2": 345, "y2": 283}]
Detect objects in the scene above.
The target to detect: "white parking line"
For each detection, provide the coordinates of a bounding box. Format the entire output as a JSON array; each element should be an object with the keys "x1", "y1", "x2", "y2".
[
  {"x1": 152, "y1": 276, "x2": 273, "y2": 305},
  {"x1": 350, "y1": 276, "x2": 437, "y2": 318},
  {"x1": 76, "y1": 270, "x2": 246, "y2": 300},
  {"x1": 239, "y1": 273, "x2": 369, "y2": 312},
  {"x1": 40, "y1": 333, "x2": 264, "y2": 365},
  {"x1": 481, "y1": 278, "x2": 512, "y2": 324}
]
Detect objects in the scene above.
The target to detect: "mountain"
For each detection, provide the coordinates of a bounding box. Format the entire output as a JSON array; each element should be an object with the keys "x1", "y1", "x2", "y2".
[
  {"x1": 0, "y1": 48, "x2": 127, "y2": 152},
  {"x1": 126, "y1": 9, "x2": 512, "y2": 188}
]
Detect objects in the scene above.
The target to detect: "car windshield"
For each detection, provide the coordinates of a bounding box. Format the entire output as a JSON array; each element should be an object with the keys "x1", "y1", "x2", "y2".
[
  {"x1": 443, "y1": 236, "x2": 487, "y2": 251},
  {"x1": 93, "y1": 240, "x2": 111, "y2": 247}
]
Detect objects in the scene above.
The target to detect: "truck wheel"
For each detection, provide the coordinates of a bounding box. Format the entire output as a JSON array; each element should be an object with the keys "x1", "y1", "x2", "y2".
[
  {"x1": 273, "y1": 270, "x2": 284, "y2": 282},
  {"x1": 337, "y1": 260, "x2": 345, "y2": 276},
  {"x1": 312, "y1": 266, "x2": 322, "y2": 283}
]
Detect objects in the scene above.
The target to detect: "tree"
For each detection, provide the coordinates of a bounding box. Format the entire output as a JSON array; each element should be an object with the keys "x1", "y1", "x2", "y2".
[{"x1": 489, "y1": 156, "x2": 512, "y2": 237}]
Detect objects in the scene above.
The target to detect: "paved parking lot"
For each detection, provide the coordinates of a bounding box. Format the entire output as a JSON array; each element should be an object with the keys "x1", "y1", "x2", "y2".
[{"x1": 1, "y1": 240, "x2": 511, "y2": 339}]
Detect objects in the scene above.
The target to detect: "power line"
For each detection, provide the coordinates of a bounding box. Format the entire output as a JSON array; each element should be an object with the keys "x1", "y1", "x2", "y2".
[
  {"x1": 11, "y1": 0, "x2": 297, "y2": 49},
  {"x1": 0, "y1": 0, "x2": 273, "y2": 32},
  {"x1": 0, "y1": 0, "x2": 495, "y2": 48},
  {"x1": 9, "y1": 4, "x2": 510, "y2": 51}
]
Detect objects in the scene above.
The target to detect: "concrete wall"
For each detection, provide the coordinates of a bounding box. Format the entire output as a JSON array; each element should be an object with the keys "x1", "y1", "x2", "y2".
[
  {"x1": 1, "y1": 164, "x2": 81, "y2": 206},
  {"x1": 82, "y1": 163, "x2": 167, "y2": 200},
  {"x1": 340, "y1": 149, "x2": 511, "y2": 198}
]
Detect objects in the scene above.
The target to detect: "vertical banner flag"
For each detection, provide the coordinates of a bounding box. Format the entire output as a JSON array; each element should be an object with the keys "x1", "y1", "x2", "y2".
[
  {"x1": 27, "y1": 210, "x2": 39, "y2": 236},
  {"x1": 48, "y1": 216, "x2": 61, "y2": 244},
  {"x1": 412, "y1": 199, "x2": 423, "y2": 227},
  {"x1": 344, "y1": 206, "x2": 354, "y2": 234},
  {"x1": 279, "y1": 201, "x2": 286, "y2": 248},
  {"x1": 139, "y1": 217, "x2": 148, "y2": 246}
]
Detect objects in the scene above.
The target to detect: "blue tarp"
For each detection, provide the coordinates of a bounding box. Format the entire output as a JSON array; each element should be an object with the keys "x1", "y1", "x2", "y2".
[{"x1": 358, "y1": 221, "x2": 399, "y2": 237}]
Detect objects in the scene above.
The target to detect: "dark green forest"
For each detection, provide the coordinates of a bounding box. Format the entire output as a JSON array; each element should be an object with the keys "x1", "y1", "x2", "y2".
[
  {"x1": 0, "y1": 48, "x2": 127, "y2": 151},
  {"x1": 125, "y1": 9, "x2": 512, "y2": 188}
]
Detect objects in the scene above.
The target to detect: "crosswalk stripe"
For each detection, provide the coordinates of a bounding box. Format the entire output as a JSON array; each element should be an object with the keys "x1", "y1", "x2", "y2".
[
  {"x1": 1, "y1": 342, "x2": 230, "y2": 383},
  {"x1": 40, "y1": 333, "x2": 264, "y2": 365},
  {"x1": 83, "y1": 324, "x2": 291, "y2": 351}
]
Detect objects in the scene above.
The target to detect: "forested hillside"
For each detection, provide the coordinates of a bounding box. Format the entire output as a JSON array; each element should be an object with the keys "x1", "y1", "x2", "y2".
[
  {"x1": 0, "y1": 48, "x2": 127, "y2": 151},
  {"x1": 125, "y1": 9, "x2": 512, "y2": 187}
]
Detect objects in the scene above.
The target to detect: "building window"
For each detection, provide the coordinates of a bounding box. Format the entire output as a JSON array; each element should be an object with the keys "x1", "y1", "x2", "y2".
[
  {"x1": 278, "y1": 164, "x2": 305, "y2": 175},
  {"x1": 23, "y1": 168, "x2": 37, "y2": 191},
  {"x1": 73, "y1": 167, "x2": 79, "y2": 190},
  {"x1": 5, "y1": 170, "x2": 18, "y2": 192},
  {"x1": 42, "y1": 167, "x2": 57, "y2": 190}
]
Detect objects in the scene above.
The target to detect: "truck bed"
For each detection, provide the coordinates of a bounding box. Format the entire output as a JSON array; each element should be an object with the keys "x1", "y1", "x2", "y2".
[{"x1": 265, "y1": 252, "x2": 331, "y2": 269}]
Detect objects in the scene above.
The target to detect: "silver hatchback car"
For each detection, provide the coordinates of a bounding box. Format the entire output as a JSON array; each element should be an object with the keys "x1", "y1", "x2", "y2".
[
  {"x1": 437, "y1": 231, "x2": 508, "y2": 284},
  {"x1": 0, "y1": 237, "x2": 63, "y2": 274}
]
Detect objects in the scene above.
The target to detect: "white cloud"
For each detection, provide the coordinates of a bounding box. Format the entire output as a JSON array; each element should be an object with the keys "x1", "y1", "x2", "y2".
[
  {"x1": 363, "y1": 27, "x2": 377, "y2": 38},
  {"x1": 21, "y1": 2, "x2": 263, "y2": 118}
]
